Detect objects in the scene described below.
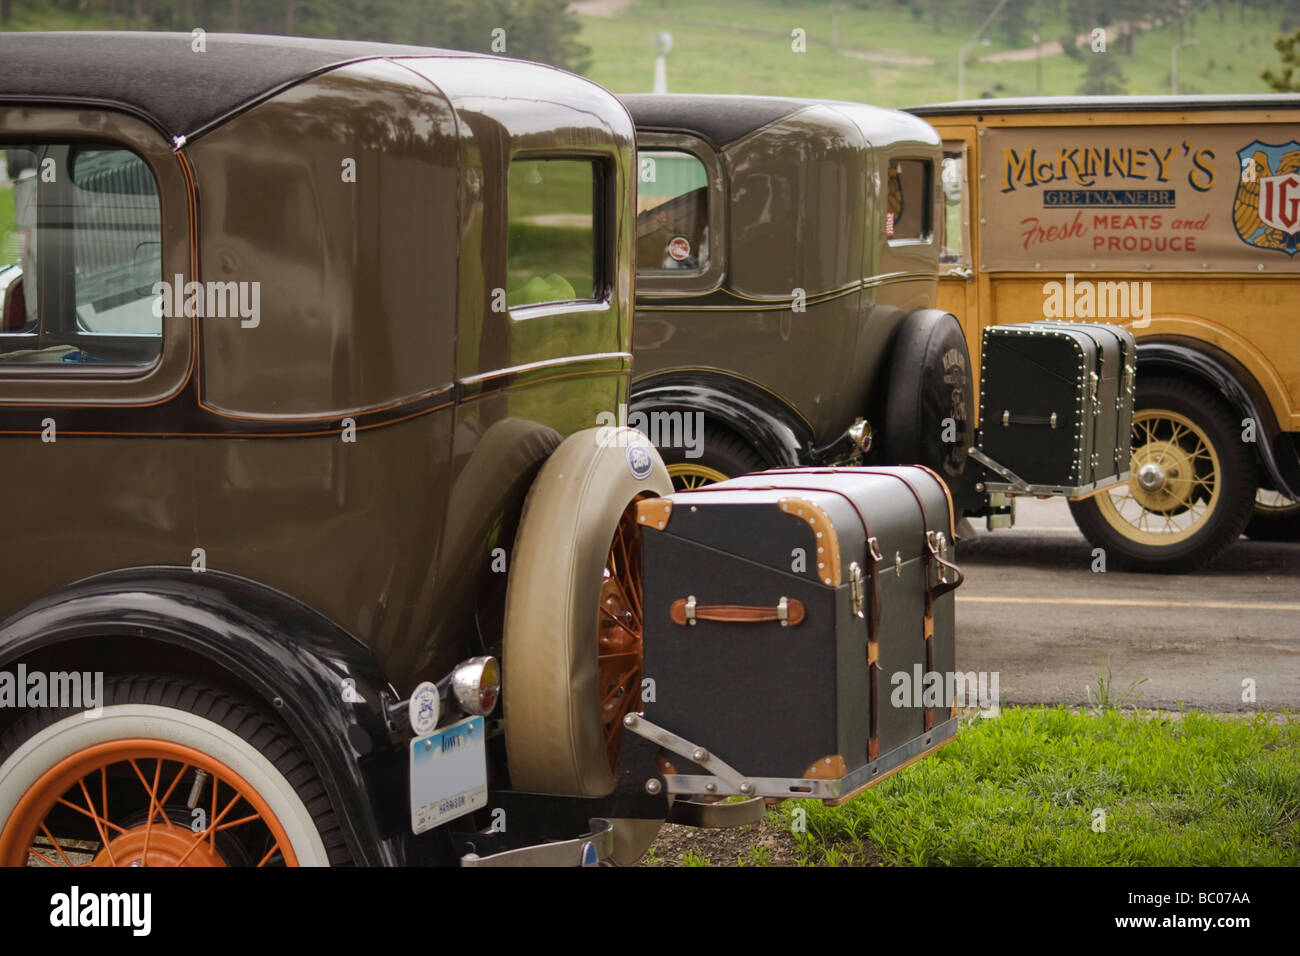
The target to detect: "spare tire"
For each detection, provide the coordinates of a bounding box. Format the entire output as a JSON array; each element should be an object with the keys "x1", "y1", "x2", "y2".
[
  {"x1": 503, "y1": 426, "x2": 672, "y2": 864},
  {"x1": 882, "y1": 309, "x2": 973, "y2": 488}
]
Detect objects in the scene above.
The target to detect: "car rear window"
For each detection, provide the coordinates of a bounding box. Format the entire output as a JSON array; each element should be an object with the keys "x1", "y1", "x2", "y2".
[
  {"x1": 636, "y1": 150, "x2": 709, "y2": 273},
  {"x1": 506, "y1": 158, "x2": 597, "y2": 309},
  {"x1": 887, "y1": 157, "x2": 933, "y2": 243}
]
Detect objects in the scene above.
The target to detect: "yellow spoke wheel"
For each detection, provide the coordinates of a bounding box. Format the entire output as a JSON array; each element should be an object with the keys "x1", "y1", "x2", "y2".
[
  {"x1": 1067, "y1": 377, "x2": 1256, "y2": 573},
  {"x1": 667, "y1": 462, "x2": 731, "y2": 489},
  {"x1": 1095, "y1": 408, "x2": 1220, "y2": 546}
]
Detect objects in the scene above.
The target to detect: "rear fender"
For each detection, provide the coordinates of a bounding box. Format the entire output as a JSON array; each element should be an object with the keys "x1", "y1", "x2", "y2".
[
  {"x1": 0, "y1": 567, "x2": 418, "y2": 866},
  {"x1": 630, "y1": 373, "x2": 814, "y2": 467},
  {"x1": 1138, "y1": 340, "x2": 1300, "y2": 500}
]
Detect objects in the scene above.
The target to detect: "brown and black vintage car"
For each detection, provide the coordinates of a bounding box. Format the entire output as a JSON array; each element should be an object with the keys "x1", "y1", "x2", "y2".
[
  {"x1": 0, "y1": 34, "x2": 969, "y2": 868},
  {"x1": 0, "y1": 31, "x2": 676, "y2": 867},
  {"x1": 621, "y1": 94, "x2": 1136, "y2": 545}
]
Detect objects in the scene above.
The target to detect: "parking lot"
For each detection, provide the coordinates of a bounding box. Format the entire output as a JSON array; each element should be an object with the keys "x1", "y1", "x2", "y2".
[{"x1": 958, "y1": 499, "x2": 1300, "y2": 712}]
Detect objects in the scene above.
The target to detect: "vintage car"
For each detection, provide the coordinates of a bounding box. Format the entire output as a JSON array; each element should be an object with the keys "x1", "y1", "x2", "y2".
[
  {"x1": 621, "y1": 94, "x2": 1135, "y2": 541},
  {"x1": 623, "y1": 94, "x2": 979, "y2": 502},
  {"x1": 913, "y1": 95, "x2": 1300, "y2": 572},
  {"x1": 0, "y1": 30, "x2": 690, "y2": 868},
  {"x1": 0, "y1": 32, "x2": 969, "y2": 869}
]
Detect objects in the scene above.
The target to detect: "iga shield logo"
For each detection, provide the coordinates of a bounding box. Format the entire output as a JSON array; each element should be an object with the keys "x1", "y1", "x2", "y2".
[{"x1": 1234, "y1": 141, "x2": 1300, "y2": 256}]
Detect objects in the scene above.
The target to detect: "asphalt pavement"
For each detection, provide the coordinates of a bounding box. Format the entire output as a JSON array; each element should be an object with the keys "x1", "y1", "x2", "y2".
[{"x1": 955, "y1": 498, "x2": 1300, "y2": 712}]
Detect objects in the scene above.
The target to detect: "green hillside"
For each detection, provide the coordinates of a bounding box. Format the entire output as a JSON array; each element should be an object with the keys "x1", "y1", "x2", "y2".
[
  {"x1": 578, "y1": 0, "x2": 1292, "y2": 107},
  {"x1": 0, "y1": 0, "x2": 1294, "y2": 108}
]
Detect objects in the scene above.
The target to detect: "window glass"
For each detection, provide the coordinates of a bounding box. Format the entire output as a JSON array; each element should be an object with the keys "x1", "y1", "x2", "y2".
[
  {"x1": 0, "y1": 144, "x2": 162, "y2": 367},
  {"x1": 636, "y1": 150, "x2": 709, "y2": 272},
  {"x1": 941, "y1": 152, "x2": 965, "y2": 263},
  {"x1": 886, "y1": 158, "x2": 933, "y2": 242},
  {"x1": 507, "y1": 159, "x2": 596, "y2": 309}
]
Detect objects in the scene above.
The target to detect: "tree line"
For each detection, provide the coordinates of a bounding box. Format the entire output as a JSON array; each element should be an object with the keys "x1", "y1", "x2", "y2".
[{"x1": 0, "y1": 0, "x2": 591, "y2": 73}]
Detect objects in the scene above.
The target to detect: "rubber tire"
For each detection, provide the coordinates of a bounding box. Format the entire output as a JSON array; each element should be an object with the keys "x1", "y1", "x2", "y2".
[
  {"x1": 657, "y1": 423, "x2": 768, "y2": 488},
  {"x1": 0, "y1": 675, "x2": 349, "y2": 866},
  {"x1": 502, "y1": 426, "x2": 672, "y2": 865},
  {"x1": 1068, "y1": 377, "x2": 1257, "y2": 573},
  {"x1": 881, "y1": 310, "x2": 973, "y2": 489},
  {"x1": 1244, "y1": 494, "x2": 1300, "y2": 541}
]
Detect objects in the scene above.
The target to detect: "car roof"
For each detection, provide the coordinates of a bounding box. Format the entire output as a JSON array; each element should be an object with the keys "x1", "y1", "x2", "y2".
[
  {"x1": 909, "y1": 94, "x2": 1300, "y2": 115},
  {"x1": 0, "y1": 31, "x2": 475, "y2": 142},
  {"x1": 619, "y1": 94, "x2": 827, "y2": 146},
  {"x1": 620, "y1": 92, "x2": 939, "y2": 151}
]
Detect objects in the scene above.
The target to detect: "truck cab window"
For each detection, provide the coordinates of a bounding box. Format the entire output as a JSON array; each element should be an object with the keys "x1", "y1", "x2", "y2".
[{"x1": 940, "y1": 152, "x2": 965, "y2": 264}]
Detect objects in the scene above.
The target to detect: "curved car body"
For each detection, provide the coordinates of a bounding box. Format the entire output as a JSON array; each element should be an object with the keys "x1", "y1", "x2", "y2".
[{"x1": 0, "y1": 31, "x2": 637, "y2": 866}]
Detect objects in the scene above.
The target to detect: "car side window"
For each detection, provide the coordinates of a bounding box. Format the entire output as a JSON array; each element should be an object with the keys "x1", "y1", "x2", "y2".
[
  {"x1": 887, "y1": 158, "x2": 933, "y2": 243},
  {"x1": 0, "y1": 144, "x2": 162, "y2": 367},
  {"x1": 636, "y1": 150, "x2": 709, "y2": 273},
  {"x1": 506, "y1": 158, "x2": 597, "y2": 309}
]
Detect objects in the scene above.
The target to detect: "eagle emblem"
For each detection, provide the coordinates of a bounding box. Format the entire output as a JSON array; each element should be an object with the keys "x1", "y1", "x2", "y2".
[{"x1": 1234, "y1": 141, "x2": 1300, "y2": 256}]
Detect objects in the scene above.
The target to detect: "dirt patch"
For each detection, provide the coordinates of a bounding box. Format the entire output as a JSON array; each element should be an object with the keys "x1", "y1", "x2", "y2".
[
  {"x1": 642, "y1": 815, "x2": 798, "y2": 867},
  {"x1": 568, "y1": 0, "x2": 634, "y2": 18}
]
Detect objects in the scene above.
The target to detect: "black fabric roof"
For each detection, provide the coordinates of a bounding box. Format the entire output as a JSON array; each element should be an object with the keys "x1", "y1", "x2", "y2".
[
  {"x1": 910, "y1": 94, "x2": 1300, "y2": 115},
  {"x1": 0, "y1": 32, "x2": 462, "y2": 140},
  {"x1": 618, "y1": 94, "x2": 822, "y2": 146}
]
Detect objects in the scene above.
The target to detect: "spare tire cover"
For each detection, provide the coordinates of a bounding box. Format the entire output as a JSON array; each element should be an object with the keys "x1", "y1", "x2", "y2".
[{"x1": 883, "y1": 310, "x2": 973, "y2": 486}]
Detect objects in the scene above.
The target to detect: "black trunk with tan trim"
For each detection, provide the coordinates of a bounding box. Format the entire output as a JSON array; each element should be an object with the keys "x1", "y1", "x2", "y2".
[{"x1": 640, "y1": 466, "x2": 960, "y2": 787}]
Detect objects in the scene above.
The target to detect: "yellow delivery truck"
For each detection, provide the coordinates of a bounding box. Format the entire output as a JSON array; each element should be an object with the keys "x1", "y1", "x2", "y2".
[{"x1": 912, "y1": 94, "x2": 1300, "y2": 572}]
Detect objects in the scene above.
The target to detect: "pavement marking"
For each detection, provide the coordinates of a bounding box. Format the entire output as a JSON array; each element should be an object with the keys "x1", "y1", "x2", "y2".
[{"x1": 959, "y1": 596, "x2": 1300, "y2": 612}]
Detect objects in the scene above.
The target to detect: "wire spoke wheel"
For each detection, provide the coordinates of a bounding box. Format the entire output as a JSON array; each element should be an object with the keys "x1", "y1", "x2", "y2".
[
  {"x1": 1244, "y1": 488, "x2": 1300, "y2": 541},
  {"x1": 1096, "y1": 407, "x2": 1221, "y2": 546},
  {"x1": 598, "y1": 503, "x2": 645, "y2": 771},
  {"x1": 1069, "y1": 376, "x2": 1257, "y2": 572},
  {"x1": 0, "y1": 739, "x2": 299, "y2": 867},
  {"x1": 1255, "y1": 489, "x2": 1299, "y2": 513},
  {"x1": 667, "y1": 462, "x2": 730, "y2": 490}
]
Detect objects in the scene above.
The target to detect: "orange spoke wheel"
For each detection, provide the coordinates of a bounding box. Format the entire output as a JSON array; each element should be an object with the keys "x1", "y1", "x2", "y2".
[
  {"x1": 0, "y1": 739, "x2": 299, "y2": 867},
  {"x1": 598, "y1": 502, "x2": 645, "y2": 772}
]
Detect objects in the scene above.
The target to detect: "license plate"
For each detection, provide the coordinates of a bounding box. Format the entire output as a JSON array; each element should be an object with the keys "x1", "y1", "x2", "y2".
[{"x1": 409, "y1": 715, "x2": 487, "y2": 834}]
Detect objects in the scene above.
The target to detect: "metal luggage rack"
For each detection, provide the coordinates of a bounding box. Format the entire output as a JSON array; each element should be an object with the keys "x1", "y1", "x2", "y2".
[
  {"x1": 969, "y1": 446, "x2": 1131, "y2": 499},
  {"x1": 622, "y1": 711, "x2": 961, "y2": 804}
]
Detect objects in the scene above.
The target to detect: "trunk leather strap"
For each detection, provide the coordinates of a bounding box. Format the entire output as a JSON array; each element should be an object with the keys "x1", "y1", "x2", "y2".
[{"x1": 669, "y1": 597, "x2": 805, "y2": 627}]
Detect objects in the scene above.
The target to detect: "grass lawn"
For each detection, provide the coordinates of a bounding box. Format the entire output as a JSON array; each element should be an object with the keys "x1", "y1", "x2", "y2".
[{"x1": 758, "y1": 706, "x2": 1300, "y2": 866}]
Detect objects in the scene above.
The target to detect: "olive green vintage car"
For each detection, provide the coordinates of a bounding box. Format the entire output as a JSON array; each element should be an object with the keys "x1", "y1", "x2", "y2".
[
  {"x1": 0, "y1": 31, "x2": 681, "y2": 867},
  {"x1": 621, "y1": 94, "x2": 980, "y2": 510}
]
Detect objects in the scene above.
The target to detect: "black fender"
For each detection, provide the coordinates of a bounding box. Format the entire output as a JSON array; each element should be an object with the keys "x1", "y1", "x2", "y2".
[
  {"x1": 630, "y1": 372, "x2": 815, "y2": 467},
  {"x1": 1137, "y1": 338, "x2": 1300, "y2": 500},
  {"x1": 0, "y1": 567, "x2": 418, "y2": 867}
]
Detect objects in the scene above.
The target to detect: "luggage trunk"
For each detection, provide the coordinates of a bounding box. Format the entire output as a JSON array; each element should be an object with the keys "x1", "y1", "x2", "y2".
[
  {"x1": 635, "y1": 466, "x2": 964, "y2": 804},
  {"x1": 976, "y1": 321, "x2": 1135, "y2": 496}
]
